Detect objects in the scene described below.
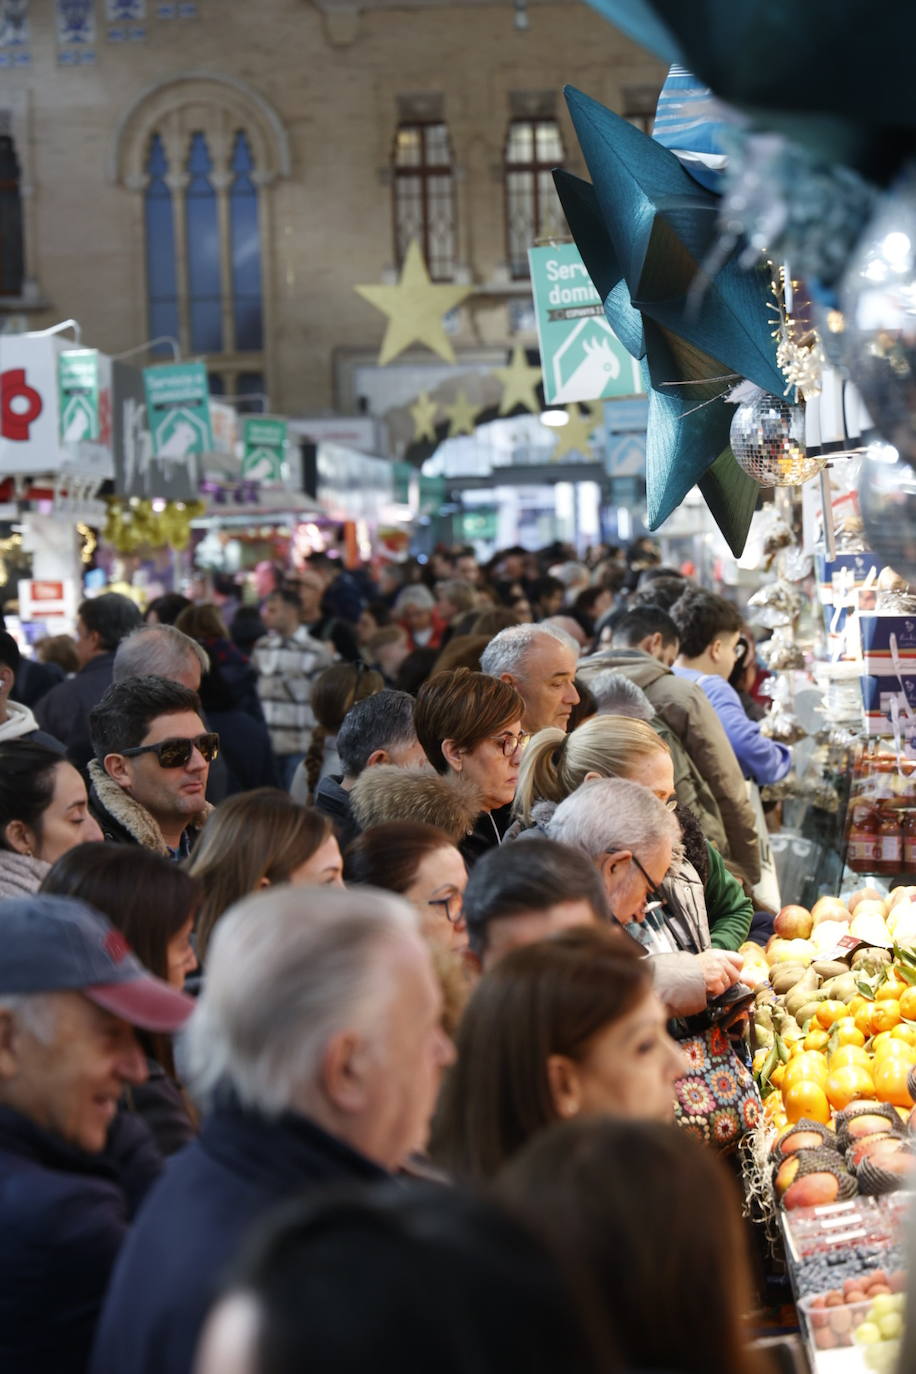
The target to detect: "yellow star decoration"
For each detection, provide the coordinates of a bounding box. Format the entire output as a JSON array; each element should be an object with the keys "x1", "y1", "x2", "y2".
[
  {"x1": 354, "y1": 240, "x2": 474, "y2": 366},
  {"x1": 410, "y1": 392, "x2": 439, "y2": 442},
  {"x1": 494, "y1": 344, "x2": 542, "y2": 415},
  {"x1": 444, "y1": 390, "x2": 478, "y2": 437},
  {"x1": 550, "y1": 403, "x2": 602, "y2": 460}
]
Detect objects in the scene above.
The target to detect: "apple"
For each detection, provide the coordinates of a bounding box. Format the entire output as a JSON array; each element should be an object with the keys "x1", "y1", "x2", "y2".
[
  {"x1": 775, "y1": 904, "x2": 813, "y2": 939},
  {"x1": 811, "y1": 896, "x2": 851, "y2": 927},
  {"x1": 889, "y1": 885, "x2": 916, "y2": 909},
  {"x1": 854, "y1": 1322, "x2": 881, "y2": 1345},
  {"x1": 849, "y1": 887, "x2": 887, "y2": 913},
  {"x1": 851, "y1": 898, "x2": 888, "y2": 921}
]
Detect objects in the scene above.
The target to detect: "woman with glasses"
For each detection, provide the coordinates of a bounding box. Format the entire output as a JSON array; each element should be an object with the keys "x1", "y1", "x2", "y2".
[
  {"x1": 513, "y1": 716, "x2": 753, "y2": 953},
  {"x1": 344, "y1": 822, "x2": 468, "y2": 954},
  {"x1": 414, "y1": 668, "x2": 527, "y2": 865}
]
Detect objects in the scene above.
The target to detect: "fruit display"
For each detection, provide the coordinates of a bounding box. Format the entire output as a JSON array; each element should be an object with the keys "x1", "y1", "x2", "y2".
[
  {"x1": 799, "y1": 1272, "x2": 906, "y2": 1355},
  {"x1": 751, "y1": 887, "x2": 916, "y2": 1207}
]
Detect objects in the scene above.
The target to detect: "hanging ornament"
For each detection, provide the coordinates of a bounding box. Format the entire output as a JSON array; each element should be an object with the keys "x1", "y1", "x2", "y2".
[
  {"x1": 354, "y1": 240, "x2": 473, "y2": 367},
  {"x1": 839, "y1": 165, "x2": 916, "y2": 472},
  {"x1": 858, "y1": 441, "x2": 916, "y2": 584},
  {"x1": 409, "y1": 392, "x2": 439, "y2": 442},
  {"x1": 729, "y1": 392, "x2": 825, "y2": 486},
  {"x1": 443, "y1": 390, "x2": 478, "y2": 438},
  {"x1": 493, "y1": 344, "x2": 542, "y2": 415}
]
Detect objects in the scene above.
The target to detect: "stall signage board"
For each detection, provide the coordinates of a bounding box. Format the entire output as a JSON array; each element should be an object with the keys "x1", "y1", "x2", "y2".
[
  {"x1": 241, "y1": 416, "x2": 287, "y2": 483},
  {"x1": 114, "y1": 362, "x2": 200, "y2": 501},
  {"x1": 58, "y1": 349, "x2": 101, "y2": 441},
  {"x1": 0, "y1": 334, "x2": 73, "y2": 475},
  {"x1": 527, "y1": 244, "x2": 643, "y2": 405},
  {"x1": 143, "y1": 362, "x2": 213, "y2": 459},
  {"x1": 17, "y1": 578, "x2": 77, "y2": 622}
]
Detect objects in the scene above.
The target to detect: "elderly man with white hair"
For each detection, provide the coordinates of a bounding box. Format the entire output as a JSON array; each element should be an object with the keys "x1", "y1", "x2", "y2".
[
  {"x1": 113, "y1": 623, "x2": 209, "y2": 691},
  {"x1": 480, "y1": 623, "x2": 580, "y2": 734},
  {"x1": 544, "y1": 777, "x2": 743, "y2": 1016},
  {"x1": 90, "y1": 885, "x2": 454, "y2": 1374}
]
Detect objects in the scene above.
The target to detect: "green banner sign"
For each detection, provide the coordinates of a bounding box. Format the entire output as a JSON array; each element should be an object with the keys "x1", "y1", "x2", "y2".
[
  {"x1": 59, "y1": 349, "x2": 101, "y2": 442},
  {"x1": 143, "y1": 361, "x2": 214, "y2": 459},
  {"x1": 528, "y1": 244, "x2": 643, "y2": 406},
  {"x1": 241, "y1": 415, "x2": 288, "y2": 482}
]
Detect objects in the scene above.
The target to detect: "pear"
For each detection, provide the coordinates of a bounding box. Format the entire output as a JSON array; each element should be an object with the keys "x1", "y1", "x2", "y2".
[
  {"x1": 784, "y1": 967, "x2": 820, "y2": 1017},
  {"x1": 771, "y1": 965, "x2": 809, "y2": 995}
]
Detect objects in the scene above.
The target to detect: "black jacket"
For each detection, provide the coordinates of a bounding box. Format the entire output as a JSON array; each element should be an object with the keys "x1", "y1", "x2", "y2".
[
  {"x1": 313, "y1": 773, "x2": 359, "y2": 847},
  {"x1": 34, "y1": 652, "x2": 115, "y2": 772},
  {"x1": 90, "y1": 1100, "x2": 388, "y2": 1374},
  {"x1": 0, "y1": 1105, "x2": 162, "y2": 1374}
]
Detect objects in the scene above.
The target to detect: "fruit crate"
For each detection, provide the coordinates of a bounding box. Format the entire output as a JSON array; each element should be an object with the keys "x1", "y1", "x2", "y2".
[{"x1": 781, "y1": 1198, "x2": 907, "y2": 1372}]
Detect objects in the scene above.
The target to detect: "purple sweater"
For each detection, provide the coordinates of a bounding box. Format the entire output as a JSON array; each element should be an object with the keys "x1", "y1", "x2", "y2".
[{"x1": 673, "y1": 667, "x2": 792, "y2": 785}]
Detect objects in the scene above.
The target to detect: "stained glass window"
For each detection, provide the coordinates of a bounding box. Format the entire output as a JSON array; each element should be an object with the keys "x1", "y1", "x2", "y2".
[
  {"x1": 185, "y1": 131, "x2": 222, "y2": 354},
  {"x1": 393, "y1": 122, "x2": 455, "y2": 281},
  {"x1": 504, "y1": 118, "x2": 566, "y2": 279}
]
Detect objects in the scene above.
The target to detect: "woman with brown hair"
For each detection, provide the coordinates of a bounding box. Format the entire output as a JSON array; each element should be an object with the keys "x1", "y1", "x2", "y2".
[
  {"x1": 432, "y1": 926, "x2": 685, "y2": 1181},
  {"x1": 41, "y1": 842, "x2": 200, "y2": 1154},
  {"x1": 414, "y1": 668, "x2": 526, "y2": 864},
  {"x1": 344, "y1": 821, "x2": 468, "y2": 953},
  {"x1": 498, "y1": 1117, "x2": 766, "y2": 1374},
  {"x1": 290, "y1": 661, "x2": 384, "y2": 804},
  {"x1": 186, "y1": 789, "x2": 343, "y2": 960}
]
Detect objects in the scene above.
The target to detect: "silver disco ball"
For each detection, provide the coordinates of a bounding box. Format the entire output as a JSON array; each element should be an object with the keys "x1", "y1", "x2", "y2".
[
  {"x1": 729, "y1": 393, "x2": 825, "y2": 486},
  {"x1": 859, "y1": 440, "x2": 916, "y2": 583},
  {"x1": 840, "y1": 167, "x2": 916, "y2": 470}
]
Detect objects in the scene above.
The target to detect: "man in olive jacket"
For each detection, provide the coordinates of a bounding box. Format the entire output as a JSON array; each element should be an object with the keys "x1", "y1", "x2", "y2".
[{"x1": 578, "y1": 606, "x2": 762, "y2": 891}]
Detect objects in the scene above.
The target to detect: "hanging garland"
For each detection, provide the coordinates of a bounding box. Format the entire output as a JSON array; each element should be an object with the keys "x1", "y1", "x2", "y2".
[{"x1": 103, "y1": 498, "x2": 205, "y2": 554}]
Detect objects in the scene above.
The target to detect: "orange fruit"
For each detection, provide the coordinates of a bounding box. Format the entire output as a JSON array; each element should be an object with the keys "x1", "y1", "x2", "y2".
[
  {"x1": 855, "y1": 1007, "x2": 874, "y2": 1036},
  {"x1": 816, "y1": 1000, "x2": 849, "y2": 1029},
  {"x1": 870, "y1": 1002, "x2": 902, "y2": 1034},
  {"x1": 826, "y1": 1065, "x2": 876, "y2": 1111},
  {"x1": 829, "y1": 1044, "x2": 871, "y2": 1072},
  {"x1": 769, "y1": 1064, "x2": 786, "y2": 1089},
  {"x1": 873, "y1": 1057, "x2": 915, "y2": 1108},
  {"x1": 804, "y1": 1028, "x2": 831, "y2": 1051},
  {"x1": 783, "y1": 1053, "x2": 829, "y2": 1088},
  {"x1": 833, "y1": 1020, "x2": 866, "y2": 1048},
  {"x1": 877, "y1": 979, "x2": 909, "y2": 1002},
  {"x1": 891, "y1": 1024, "x2": 916, "y2": 1046},
  {"x1": 874, "y1": 1039, "x2": 916, "y2": 1065},
  {"x1": 848, "y1": 995, "x2": 869, "y2": 1018},
  {"x1": 784, "y1": 1080, "x2": 831, "y2": 1124},
  {"x1": 899, "y1": 986, "x2": 916, "y2": 1021}
]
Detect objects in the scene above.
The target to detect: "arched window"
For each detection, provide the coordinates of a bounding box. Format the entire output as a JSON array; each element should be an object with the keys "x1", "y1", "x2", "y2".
[
  {"x1": 119, "y1": 74, "x2": 289, "y2": 398},
  {"x1": 393, "y1": 122, "x2": 456, "y2": 281},
  {"x1": 504, "y1": 118, "x2": 566, "y2": 279},
  {"x1": 141, "y1": 124, "x2": 263, "y2": 383},
  {"x1": 0, "y1": 133, "x2": 23, "y2": 297}
]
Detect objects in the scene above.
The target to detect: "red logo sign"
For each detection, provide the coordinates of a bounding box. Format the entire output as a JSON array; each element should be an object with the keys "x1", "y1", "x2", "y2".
[{"x1": 0, "y1": 368, "x2": 43, "y2": 441}]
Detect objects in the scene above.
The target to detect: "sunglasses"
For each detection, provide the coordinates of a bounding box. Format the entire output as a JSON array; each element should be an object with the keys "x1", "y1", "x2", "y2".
[{"x1": 119, "y1": 732, "x2": 220, "y2": 769}]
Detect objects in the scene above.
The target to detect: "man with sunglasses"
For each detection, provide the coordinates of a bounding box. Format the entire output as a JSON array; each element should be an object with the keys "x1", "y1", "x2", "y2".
[{"x1": 87, "y1": 677, "x2": 217, "y2": 859}]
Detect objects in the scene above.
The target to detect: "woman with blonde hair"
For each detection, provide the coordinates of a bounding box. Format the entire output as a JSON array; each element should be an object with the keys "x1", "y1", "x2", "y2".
[
  {"x1": 514, "y1": 716, "x2": 752, "y2": 953},
  {"x1": 187, "y1": 788, "x2": 344, "y2": 960}
]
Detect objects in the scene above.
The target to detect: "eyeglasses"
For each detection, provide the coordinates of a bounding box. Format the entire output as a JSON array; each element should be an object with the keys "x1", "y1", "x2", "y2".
[
  {"x1": 629, "y1": 852, "x2": 667, "y2": 909},
  {"x1": 654, "y1": 792, "x2": 679, "y2": 812},
  {"x1": 490, "y1": 730, "x2": 531, "y2": 757},
  {"x1": 428, "y1": 894, "x2": 462, "y2": 926},
  {"x1": 119, "y1": 732, "x2": 220, "y2": 769}
]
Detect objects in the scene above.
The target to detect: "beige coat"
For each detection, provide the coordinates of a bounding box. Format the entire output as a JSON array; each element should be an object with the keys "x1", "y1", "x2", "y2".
[{"x1": 578, "y1": 649, "x2": 762, "y2": 889}]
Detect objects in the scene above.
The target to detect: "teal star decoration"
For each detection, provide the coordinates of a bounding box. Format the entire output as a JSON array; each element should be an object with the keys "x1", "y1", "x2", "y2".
[{"x1": 552, "y1": 87, "x2": 786, "y2": 554}]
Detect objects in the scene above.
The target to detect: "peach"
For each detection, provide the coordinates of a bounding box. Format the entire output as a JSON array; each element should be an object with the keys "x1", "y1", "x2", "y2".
[
  {"x1": 811, "y1": 896, "x2": 851, "y2": 927},
  {"x1": 783, "y1": 1173, "x2": 841, "y2": 1209}
]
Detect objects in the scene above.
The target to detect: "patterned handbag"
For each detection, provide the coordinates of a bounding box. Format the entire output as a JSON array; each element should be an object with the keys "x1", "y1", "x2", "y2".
[{"x1": 673, "y1": 1024, "x2": 762, "y2": 1152}]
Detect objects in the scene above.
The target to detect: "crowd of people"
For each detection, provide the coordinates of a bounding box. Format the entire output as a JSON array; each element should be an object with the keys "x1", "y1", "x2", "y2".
[{"x1": 0, "y1": 537, "x2": 809, "y2": 1374}]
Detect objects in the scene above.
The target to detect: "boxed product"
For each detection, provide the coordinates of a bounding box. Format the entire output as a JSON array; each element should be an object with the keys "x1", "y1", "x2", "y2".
[
  {"x1": 858, "y1": 614, "x2": 916, "y2": 676},
  {"x1": 816, "y1": 551, "x2": 881, "y2": 627},
  {"x1": 860, "y1": 673, "x2": 916, "y2": 738}
]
